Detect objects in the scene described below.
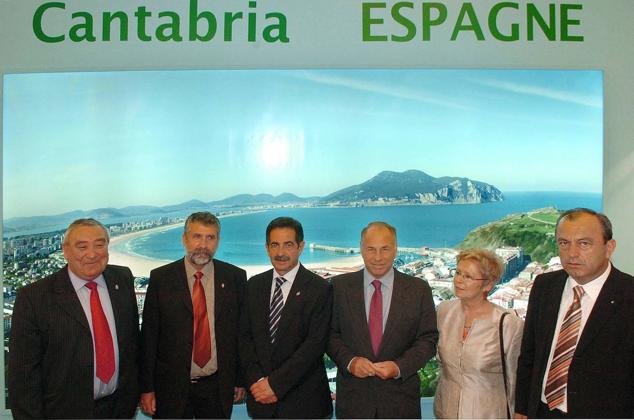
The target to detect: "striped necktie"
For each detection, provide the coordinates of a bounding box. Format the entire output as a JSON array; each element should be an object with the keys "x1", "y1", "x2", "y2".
[
  {"x1": 545, "y1": 285, "x2": 585, "y2": 410},
  {"x1": 269, "y1": 277, "x2": 286, "y2": 343}
]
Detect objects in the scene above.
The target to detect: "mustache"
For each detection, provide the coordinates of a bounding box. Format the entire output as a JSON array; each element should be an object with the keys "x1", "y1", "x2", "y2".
[
  {"x1": 188, "y1": 248, "x2": 214, "y2": 264},
  {"x1": 273, "y1": 255, "x2": 290, "y2": 262}
]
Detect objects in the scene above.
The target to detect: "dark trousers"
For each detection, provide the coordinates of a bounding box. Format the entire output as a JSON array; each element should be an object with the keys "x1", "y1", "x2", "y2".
[
  {"x1": 94, "y1": 391, "x2": 118, "y2": 419},
  {"x1": 182, "y1": 374, "x2": 226, "y2": 419},
  {"x1": 536, "y1": 401, "x2": 570, "y2": 419}
]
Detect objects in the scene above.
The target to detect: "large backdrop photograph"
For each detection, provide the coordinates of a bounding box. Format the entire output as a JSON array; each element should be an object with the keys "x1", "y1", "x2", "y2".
[{"x1": 2, "y1": 68, "x2": 602, "y2": 405}]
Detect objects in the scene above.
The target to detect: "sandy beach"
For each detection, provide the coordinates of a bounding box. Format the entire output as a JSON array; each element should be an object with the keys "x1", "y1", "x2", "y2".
[{"x1": 108, "y1": 222, "x2": 365, "y2": 278}]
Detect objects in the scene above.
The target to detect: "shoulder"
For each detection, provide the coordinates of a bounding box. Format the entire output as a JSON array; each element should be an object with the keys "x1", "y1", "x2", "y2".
[
  {"x1": 104, "y1": 264, "x2": 133, "y2": 279},
  {"x1": 437, "y1": 299, "x2": 458, "y2": 316},
  {"x1": 493, "y1": 304, "x2": 524, "y2": 329},
  {"x1": 395, "y1": 269, "x2": 432, "y2": 293},
  {"x1": 298, "y1": 265, "x2": 331, "y2": 292},
  {"x1": 331, "y1": 270, "x2": 362, "y2": 290},
  {"x1": 247, "y1": 269, "x2": 273, "y2": 287},
  {"x1": 17, "y1": 269, "x2": 61, "y2": 297},
  {"x1": 531, "y1": 269, "x2": 567, "y2": 292},
  {"x1": 214, "y1": 259, "x2": 247, "y2": 277},
  {"x1": 610, "y1": 265, "x2": 634, "y2": 286},
  {"x1": 150, "y1": 258, "x2": 184, "y2": 277}
]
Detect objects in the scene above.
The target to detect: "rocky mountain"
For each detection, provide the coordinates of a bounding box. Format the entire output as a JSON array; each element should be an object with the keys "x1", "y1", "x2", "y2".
[{"x1": 321, "y1": 170, "x2": 503, "y2": 206}]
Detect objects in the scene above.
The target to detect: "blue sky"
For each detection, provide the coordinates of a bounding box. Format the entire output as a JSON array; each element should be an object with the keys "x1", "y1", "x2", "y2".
[{"x1": 3, "y1": 69, "x2": 603, "y2": 218}]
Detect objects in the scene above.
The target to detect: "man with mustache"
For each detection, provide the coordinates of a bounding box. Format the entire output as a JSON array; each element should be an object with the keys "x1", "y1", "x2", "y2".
[
  {"x1": 140, "y1": 212, "x2": 247, "y2": 418},
  {"x1": 240, "y1": 217, "x2": 333, "y2": 418},
  {"x1": 515, "y1": 208, "x2": 634, "y2": 418}
]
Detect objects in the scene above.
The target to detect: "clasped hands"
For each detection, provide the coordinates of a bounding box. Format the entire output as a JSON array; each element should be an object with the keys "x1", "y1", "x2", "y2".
[
  {"x1": 250, "y1": 377, "x2": 278, "y2": 404},
  {"x1": 350, "y1": 357, "x2": 399, "y2": 379}
]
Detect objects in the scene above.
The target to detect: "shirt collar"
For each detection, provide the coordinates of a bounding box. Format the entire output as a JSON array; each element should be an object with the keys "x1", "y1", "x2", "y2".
[
  {"x1": 273, "y1": 262, "x2": 301, "y2": 285},
  {"x1": 566, "y1": 262, "x2": 611, "y2": 302},
  {"x1": 363, "y1": 267, "x2": 395, "y2": 290},
  {"x1": 68, "y1": 266, "x2": 106, "y2": 292},
  {"x1": 184, "y1": 257, "x2": 214, "y2": 282}
]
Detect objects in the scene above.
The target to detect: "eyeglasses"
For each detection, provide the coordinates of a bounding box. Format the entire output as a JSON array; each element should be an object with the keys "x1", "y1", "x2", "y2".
[{"x1": 454, "y1": 269, "x2": 487, "y2": 282}]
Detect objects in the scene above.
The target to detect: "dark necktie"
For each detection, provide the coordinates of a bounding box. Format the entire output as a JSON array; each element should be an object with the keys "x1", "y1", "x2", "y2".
[
  {"x1": 368, "y1": 279, "x2": 383, "y2": 356},
  {"x1": 545, "y1": 285, "x2": 585, "y2": 409},
  {"x1": 192, "y1": 271, "x2": 211, "y2": 368},
  {"x1": 85, "y1": 281, "x2": 115, "y2": 383},
  {"x1": 269, "y1": 277, "x2": 286, "y2": 343}
]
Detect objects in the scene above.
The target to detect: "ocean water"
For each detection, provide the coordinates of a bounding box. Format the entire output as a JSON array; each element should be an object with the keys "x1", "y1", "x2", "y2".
[{"x1": 113, "y1": 192, "x2": 601, "y2": 266}]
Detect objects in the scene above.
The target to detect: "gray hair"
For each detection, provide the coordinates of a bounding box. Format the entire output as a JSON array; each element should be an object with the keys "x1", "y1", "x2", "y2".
[
  {"x1": 63, "y1": 218, "x2": 109, "y2": 245},
  {"x1": 184, "y1": 212, "x2": 221, "y2": 234}
]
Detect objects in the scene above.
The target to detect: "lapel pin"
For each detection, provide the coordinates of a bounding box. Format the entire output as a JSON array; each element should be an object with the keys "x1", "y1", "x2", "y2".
[
  {"x1": 221, "y1": 283, "x2": 225, "y2": 289},
  {"x1": 611, "y1": 300, "x2": 615, "y2": 304},
  {"x1": 115, "y1": 284, "x2": 119, "y2": 290},
  {"x1": 296, "y1": 291, "x2": 301, "y2": 296}
]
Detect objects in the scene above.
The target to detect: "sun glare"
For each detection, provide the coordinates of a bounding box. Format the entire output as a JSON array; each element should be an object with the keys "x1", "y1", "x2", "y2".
[{"x1": 259, "y1": 129, "x2": 291, "y2": 170}]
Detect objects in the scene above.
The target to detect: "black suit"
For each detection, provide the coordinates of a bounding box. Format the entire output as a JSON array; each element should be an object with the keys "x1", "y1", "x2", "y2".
[
  {"x1": 140, "y1": 258, "x2": 247, "y2": 418},
  {"x1": 240, "y1": 264, "x2": 333, "y2": 418},
  {"x1": 515, "y1": 266, "x2": 634, "y2": 418},
  {"x1": 328, "y1": 269, "x2": 438, "y2": 419},
  {"x1": 8, "y1": 265, "x2": 140, "y2": 419}
]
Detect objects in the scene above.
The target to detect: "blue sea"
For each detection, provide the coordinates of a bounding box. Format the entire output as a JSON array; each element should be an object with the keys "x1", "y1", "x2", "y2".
[{"x1": 111, "y1": 192, "x2": 601, "y2": 266}]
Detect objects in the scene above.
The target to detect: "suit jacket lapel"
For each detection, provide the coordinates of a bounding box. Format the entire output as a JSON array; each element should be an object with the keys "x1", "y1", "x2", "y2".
[
  {"x1": 175, "y1": 258, "x2": 193, "y2": 314},
  {"x1": 52, "y1": 266, "x2": 90, "y2": 330},
  {"x1": 345, "y1": 270, "x2": 373, "y2": 355},
  {"x1": 103, "y1": 266, "x2": 125, "y2": 344},
  {"x1": 539, "y1": 272, "x2": 567, "y2": 360},
  {"x1": 273, "y1": 265, "x2": 308, "y2": 347},
  {"x1": 576, "y1": 268, "x2": 623, "y2": 354}
]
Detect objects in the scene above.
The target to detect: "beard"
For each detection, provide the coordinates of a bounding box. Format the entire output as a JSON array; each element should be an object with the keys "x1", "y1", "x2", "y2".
[{"x1": 187, "y1": 248, "x2": 214, "y2": 266}]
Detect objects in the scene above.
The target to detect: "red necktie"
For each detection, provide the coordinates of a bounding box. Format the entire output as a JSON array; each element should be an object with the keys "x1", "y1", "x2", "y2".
[
  {"x1": 85, "y1": 282, "x2": 115, "y2": 383},
  {"x1": 192, "y1": 271, "x2": 212, "y2": 368},
  {"x1": 368, "y1": 280, "x2": 383, "y2": 356}
]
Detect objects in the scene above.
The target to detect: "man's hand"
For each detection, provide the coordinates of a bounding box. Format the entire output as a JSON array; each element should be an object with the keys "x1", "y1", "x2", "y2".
[
  {"x1": 373, "y1": 361, "x2": 400, "y2": 379},
  {"x1": 349, "y1": 357, "x2": 377, "y2": 378},
  {"x1": 140, "y1": 392, "x2": 156, "y2": 416},
  {"x1": 234, "y1": 387, "x2": 246, "y2": 403},
  {"x1": 513, "y1": 413, "x2": 527, "y2": 419},
  {"x1": 250, "y1": 377, "x2": 278, "y2": 404}
]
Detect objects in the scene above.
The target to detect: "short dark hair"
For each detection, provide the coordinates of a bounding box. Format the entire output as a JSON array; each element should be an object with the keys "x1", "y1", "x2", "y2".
[
  {"x1": 266, "y1": 217, "x2": 304, "y2": 244},
  {"x1": 63, "y1": 218, "x2": 109, "y2": 245},
  {"x1": 360, "y1": 221, "x2": 397, "y2": 244},
  {"x1": 184, "y1": 212, "x2": 221, "y2": 234},
  {"x1": 556, "y1": 208, "x2": 613, "y2": 242}
]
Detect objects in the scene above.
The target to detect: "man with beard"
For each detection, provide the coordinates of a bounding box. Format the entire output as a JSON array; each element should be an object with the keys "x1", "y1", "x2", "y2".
[
  {"x1": 140, "y1": 212, "x2": 247, "y2": 418},
  {"x1": 240, "y1": 217, "x2": 333, "y2": 418}
]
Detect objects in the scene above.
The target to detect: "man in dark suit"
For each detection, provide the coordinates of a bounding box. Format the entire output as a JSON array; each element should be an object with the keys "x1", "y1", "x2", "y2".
[
  {"x1": 240, "y1": 217, "x2": 333, "y2": 418},
  {"x1": 140, "y1": 211, "x2": 247, "y2": 418},
  {"x1": 8, "y1": 218, "x2": 140, "y2": 419},
  {"x1": 328, "y1": 221, "x2": 438, "y2": 418},
  {"x1": 515, "y1": 208, "x2": 634, "y2": 418}
]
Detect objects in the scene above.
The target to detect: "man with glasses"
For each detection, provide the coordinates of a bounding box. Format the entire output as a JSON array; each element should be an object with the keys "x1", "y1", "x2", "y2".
[{"x1": 515, "y1": 208, "x2": 634, "y2": 418}]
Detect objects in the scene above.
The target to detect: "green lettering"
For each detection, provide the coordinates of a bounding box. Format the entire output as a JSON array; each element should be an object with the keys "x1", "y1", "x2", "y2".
[
  {"x1": 248, "y1": 1, "x2": 257, "y2": 42},
  {"x1": 103, "y1": 11, "x2": 128, "y2": 41},
  {"x1": 263, "y1": 13, "x2": 289, "y2": 43},
  {"x1": 527, "y1": 4, "x2": 556, "y2": 41},
  {"x1": 451, "y1": 3, "x2": 484, "y2": 41},
  {"x1": 156, "y1": 11, "x2": 182, "y2": 41},
  {"x1": 391, "y1": 2, "x2": 415, "y2": 42},
  {"x1": 69, "y1": 12, "x2": 96, "y2": 42},
  {"x1": 489, "y1": 2, "x2": 519, "y2": 42},
  {"x1": 223, "y1": 12, "x2": 242, "y2": 41},
  {"x1": 33, "y1": 2, "x2": 65, "y2": 43},
  {"x1": 362, "y1": 3, "x2": 388, "y2": 41},
  {"x1": 561, "y1": 3, "x2": 583, "y2": 42},
  {"x1": 422, "y1": 2, "x2": 447, "y2": 41},
  {"x1": 135, "y1": 6, "x2": 152, "y2": 41},
  {"x1": 189, "y1": 0, "x2": 216, "y2": 41}
]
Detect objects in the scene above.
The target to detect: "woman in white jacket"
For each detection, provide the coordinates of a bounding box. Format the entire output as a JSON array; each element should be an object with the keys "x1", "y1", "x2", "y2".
[{"x1": 434, "y1": 249, "x2": 524, "y2": 419}]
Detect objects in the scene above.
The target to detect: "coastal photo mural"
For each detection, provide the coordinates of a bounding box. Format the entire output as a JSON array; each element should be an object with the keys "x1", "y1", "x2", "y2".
[{"x1": 2, "y1": 69, "x2": 602, "y2": 401}]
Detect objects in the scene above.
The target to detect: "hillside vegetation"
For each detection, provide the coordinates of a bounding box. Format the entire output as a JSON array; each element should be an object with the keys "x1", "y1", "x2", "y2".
[{"x1": 458, "y1": 207, "x2": 560, "y2": 263}]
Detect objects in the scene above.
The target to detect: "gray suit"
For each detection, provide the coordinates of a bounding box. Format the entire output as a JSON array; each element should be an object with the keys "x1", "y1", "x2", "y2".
[{"x1": 328, "y1": 269, "x2": 438, "y2": 418}]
